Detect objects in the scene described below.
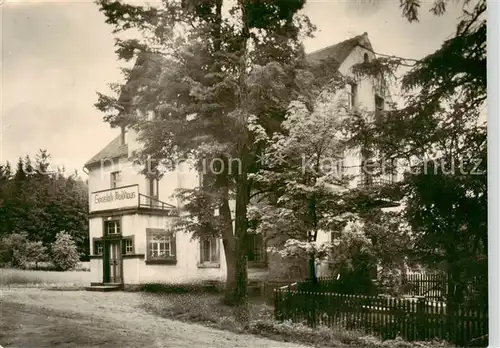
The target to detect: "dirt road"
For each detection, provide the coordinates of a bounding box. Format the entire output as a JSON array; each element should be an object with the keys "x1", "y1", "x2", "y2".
[{"x1": 0, "y1": 288, "x2": 310, "y2": 348}]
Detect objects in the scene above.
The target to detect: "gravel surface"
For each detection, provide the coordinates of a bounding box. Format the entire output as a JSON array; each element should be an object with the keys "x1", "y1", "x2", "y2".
[{"x1": 0, "y1": 288, "x2": 311, "y2": 348}]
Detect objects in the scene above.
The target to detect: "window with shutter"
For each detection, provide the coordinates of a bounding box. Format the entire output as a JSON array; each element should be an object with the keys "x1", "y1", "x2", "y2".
[
  {"x1": 122, "y1": 237, "x2": 134, "y2": 255},
  {"x1": 93, "y1": 239, "x2": 103, "y2": 256}
]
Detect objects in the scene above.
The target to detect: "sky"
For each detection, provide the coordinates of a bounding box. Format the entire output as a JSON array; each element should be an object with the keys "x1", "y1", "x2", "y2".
[{"x1": 0, "y1": 0, "x2": 466, "y2": 175}]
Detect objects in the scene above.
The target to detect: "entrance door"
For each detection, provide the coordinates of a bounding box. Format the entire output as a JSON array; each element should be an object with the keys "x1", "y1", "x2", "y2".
[{"x1": 105, "y1": 240, "x2": 122, "y2": 283}]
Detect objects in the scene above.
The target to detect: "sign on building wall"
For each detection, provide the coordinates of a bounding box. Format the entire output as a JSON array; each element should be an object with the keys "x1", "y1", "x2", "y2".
[{"x1": 89, "y1": 184, "x2": 139, "y2": 212}]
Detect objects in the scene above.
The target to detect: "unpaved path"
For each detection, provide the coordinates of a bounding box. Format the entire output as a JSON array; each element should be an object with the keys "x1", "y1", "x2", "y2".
[{"x1": 0, "y1": 288, "x2": 310, "y2": 348}]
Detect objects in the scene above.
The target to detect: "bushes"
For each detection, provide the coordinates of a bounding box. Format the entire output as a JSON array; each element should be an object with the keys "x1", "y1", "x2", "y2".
[
  {"x1": 0, "y1": 233, "x2": 48, "y2": 268},
  {"x1": 140, "y1": 281, "x2": 223, "y2": 294},
  {"x1": 51, "y1": 231, "x2": 80, "y2": 271},
  {"x1": 1, "y1": 231, "x2": 80, "y2": 271}
]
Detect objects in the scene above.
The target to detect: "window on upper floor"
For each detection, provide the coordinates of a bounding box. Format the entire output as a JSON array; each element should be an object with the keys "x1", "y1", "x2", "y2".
[
  {"x1": 347, "y1": 83, "x2": 358, "y2": 110},
  {"x1": 146, "y1": 110, "x2": 156, "y2": 121},
  {"x1": 104, "y1": 219, "x2": 121, "y2": 236},
  {"x1": 360, "y1": 148, "x2": 375, "y2": 187},
  {"x1": 364, "y1": 53, "x2": 370, "y2": 63},
  {"x1": 381, "y1": 156, "x2": 397, "y2": 184},
  {"x1": 110, "y1": 171, "x2": 122, "y2": 189},
  {"x1": 146, "y1": 176, "x2": 159, "y2": 204}
]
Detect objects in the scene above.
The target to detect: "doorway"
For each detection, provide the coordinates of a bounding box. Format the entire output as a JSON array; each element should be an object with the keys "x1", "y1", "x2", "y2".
[{"x1": 104, "y1": 240, "x2": 122, "y2": 284}]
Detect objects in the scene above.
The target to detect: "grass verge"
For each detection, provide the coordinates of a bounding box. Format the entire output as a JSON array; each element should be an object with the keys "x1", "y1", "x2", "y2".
[
  {"x1": 140, "y1": 283, "x2": 455, "y2": 348},
  {"x1": 0, "y1": 268, "x2": 91, "y2": 288}
]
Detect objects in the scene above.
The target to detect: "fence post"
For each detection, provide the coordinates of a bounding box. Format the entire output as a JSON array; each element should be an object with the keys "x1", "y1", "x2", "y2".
[
  {"x1": 274, "y1": 289, "x2": 282, "y2": 321},
  {"x1": 416, "y1": 296, "x2": 426, "y2": 341}
]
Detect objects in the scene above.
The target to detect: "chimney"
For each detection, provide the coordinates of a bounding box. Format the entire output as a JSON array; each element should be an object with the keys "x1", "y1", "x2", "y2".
[{"x1": 120, "y1": 125, "x2": 126, "y2": 145}]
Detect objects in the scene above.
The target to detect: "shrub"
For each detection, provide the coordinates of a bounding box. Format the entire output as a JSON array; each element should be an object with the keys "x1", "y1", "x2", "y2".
[
  {"x1": 378, "y1": 267, "x2": 405, "y2": 296},
  {"x1": 0, "y1": 233, "x2": 29, "y2": 267},
  {"x1": 0, "y1": 233, "x2": 48, "y2": 268},
  {"x1": 141, "y1": 282, "x2": 223, "y2": 294},
  {"x1": 51, "y1": 231, "x2": 80, "y2": 271},
  {"x1": 24, "y1": 241, "x2": 49, "y2": 268}
]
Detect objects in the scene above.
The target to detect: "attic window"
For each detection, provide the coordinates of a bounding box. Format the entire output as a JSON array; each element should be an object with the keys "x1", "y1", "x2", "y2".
[
  {"x1": 147, "y1": 110, "x2": 156, "y2": 121},
  {"x1": 363, "y1": 53, "x2": 369, "y2": 63}
]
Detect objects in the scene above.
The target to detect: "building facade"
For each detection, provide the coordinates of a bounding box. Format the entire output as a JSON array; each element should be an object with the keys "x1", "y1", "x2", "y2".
[{"x1": 84, "y1": 32, "x2": 396, "y2": 287}]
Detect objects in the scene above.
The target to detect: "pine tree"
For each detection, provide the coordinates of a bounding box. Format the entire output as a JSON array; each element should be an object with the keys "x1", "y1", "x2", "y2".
[{"x1": 0, "y1": 151, "x2": 89, "y2": 260}]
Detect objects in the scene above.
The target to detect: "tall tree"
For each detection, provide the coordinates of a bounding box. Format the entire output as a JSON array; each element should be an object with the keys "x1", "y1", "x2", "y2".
[
  {"x1": 0, "y1": 162, "x2": 13, "y2": 238},
  {"x1": 0, "y1": 151, "x2": 89, "y2": 259},
  {"x1": 95, "y1": 0, "x2": 313, "y2": 321},
  {"x1": 344, "y1": 0, "x2": 487, "y2": 317},
  {"x1": 247, "y1": 83, "x2": 356, "y2": 283}
]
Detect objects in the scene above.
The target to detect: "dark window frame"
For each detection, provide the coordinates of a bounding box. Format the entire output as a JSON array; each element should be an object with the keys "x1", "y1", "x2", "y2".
[
  {"x1": 147, "y1": 177, "x2": 159, "y2": 199},
  {"x1": 93, "y1": 238, "x2": 103, "y2": 256},
  {"x1": 122, "y1": 235, "x2": 135, "y2": 255},
  {"x1": 110, "y1": 171, "x2": 122, "y2": 189},
  {"x1": 375, "y1": 95, "x2": 384, "y2": 121},
  {"x1": 199, "y1": 237, "x2": 220, "y2": 266},
  {"x1": 348, "y1": 82, "x2": 358, "y2": 110},
  {"x1": 146, "y1": 228, "x2": 177, "y2": 265},
  {"x1": 247, "y1": 232, "x2": 266, "y2": 267},
  {"x1": 103, "y1": 218, "x2": 121, "y2": 236}
]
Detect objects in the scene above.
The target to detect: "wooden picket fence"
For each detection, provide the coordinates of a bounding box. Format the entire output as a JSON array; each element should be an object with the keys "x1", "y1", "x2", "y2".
[
  {"x1": 274, "y1": 289, "x2": 488, "y2": 347},
  {"x1": 402, "y1": 273, "x2": 447, "y2": 300}
]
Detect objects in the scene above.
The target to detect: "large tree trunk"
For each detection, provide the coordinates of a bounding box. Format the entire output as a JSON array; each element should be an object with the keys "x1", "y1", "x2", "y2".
[
  {"x1": 220, "y1": 192, "x2": 237, "y2": 303},
  {"x1": 445, "y1": 251, "x2": 463, "y2": 338},
  {"x1": 308, "y1": 255, "x2": 317, "y2": 284},
  {"x1": 210, "y1": 0, "x2": 239, "y2": 305},
  {"x1": 229, "y1": 0, "x2": 251, "y2": 327},
  {"x1": 232, "y1": 147, "x2": 250, "y2": 327}
]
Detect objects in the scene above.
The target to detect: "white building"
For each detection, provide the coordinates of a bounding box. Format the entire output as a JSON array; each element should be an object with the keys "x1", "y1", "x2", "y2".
[{"x1": 84, "y1": 32, "x2": 397, "y2": 289}]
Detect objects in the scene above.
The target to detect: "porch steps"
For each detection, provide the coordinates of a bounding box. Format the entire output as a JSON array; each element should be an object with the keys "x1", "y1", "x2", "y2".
[{"x1": 85, "y1": 283, "x2": 122, "y2": 292}]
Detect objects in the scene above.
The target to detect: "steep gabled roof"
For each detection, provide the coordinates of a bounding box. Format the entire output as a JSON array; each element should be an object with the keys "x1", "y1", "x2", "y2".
[
  {"x1": 84, "y1": 135, "x2": 128, "y2": 168},
  {"x1": 307, "y1": 32, "x2": 372, "y2": 65}
]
